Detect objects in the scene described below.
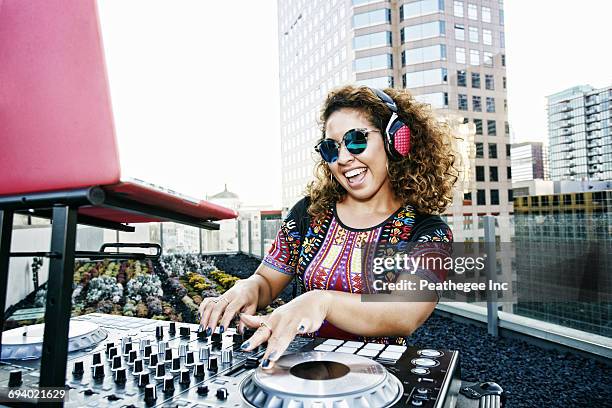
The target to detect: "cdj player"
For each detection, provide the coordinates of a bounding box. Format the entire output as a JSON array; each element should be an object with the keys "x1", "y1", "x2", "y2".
[{"x1": 0, "y1": 313, "x2": 461, "y2": 407}]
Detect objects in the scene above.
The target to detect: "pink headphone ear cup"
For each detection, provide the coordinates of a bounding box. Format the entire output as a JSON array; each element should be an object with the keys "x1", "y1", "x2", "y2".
[{"x1": 393, "y1": 126, "x2": 411, "y2": 156}]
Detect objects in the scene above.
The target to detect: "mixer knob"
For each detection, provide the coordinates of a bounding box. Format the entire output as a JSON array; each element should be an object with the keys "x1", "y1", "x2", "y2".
[
  {"x1": 114, "y1": 367, "x2": 127, "y2": 383},
  {"x1": 163, "y1": 375, "x2": 175, "y2": 393},
  {"x1": 128, "y1": 349, "x2": 138, "y2": 364},
  {"x1": 411, "y1": 400, "x2": 424, "y2": 406},
  {"x1": 207, "y1": 356, "x2": 218, "y2": 372},
  {"x1": 148, "y1": 353, "x2": 159, "y2": 369},
  {"x1": 155, "y1": 362, "x2": 166, "y2": 380},
  {"x1": 111, "y1": 355, "x2": 122, "y2": 371},
  {"x1": 144, "y1": 383, "x2": 157, "y2": 402},
  {"x1": 194, "y1": 363, "x2": 205, "y2": 378},
  {"x1": 157, "y1": 341, "x2": 167, "y2": 355},
  {"x1": 171, "y1": 357, "x2": 181, "y2": 373},
  {"x1": 199, "y1": 346, "x2": 210, "y2": 361},
  {"x1": 178, "y1": 344, "x2": 188, "y2": 358},
  {"x1": 221, "y1": 348, "x2": 233, "y2": 364},
  {"x1": 8, "y1": 370, "x2": 22, "y2": 387},
  {"x1": 108, "y1": 347, "x2": 118, "y2": 360},
  {"x1": 138, "y1": 372, "x2": 150, "y2": 387},
  {"x1": 179, "y1": 369, "x2": 190, "y2": 385},
  {"x1": 179, "y1": 326, "x2": 190, "y2": 338},
  {"x1": 92, "y1": 364, "x2": 105, "y2": 379},
  {"x1": 197, "y1": 385, "x2": 209, "y2": 395},
  {"x1": 139, "y1": 338, "x2": 150, "y2": 352},
  {"x1": 211, "y1": 332, "x2": 222, "y2": 343},
  {"x1": 232, "y1": 332, "x2": 243, "y2": 344},
  {"x1": 133, "y1": 359, "x2": 144, "y2": 374},
  {"x1": 72, "y1": 361, "x2": 84, "y2": 375},
  {"x1": 185, "y1": 351, "x2": 195, "y2": 367},
  {"x1": 120, "y1": 336, "x2": 132, "y2": 351},
  {"x1": 155, "y1": 325, "x2": 164, "y2": 339},
  {"x1": 169, "y1": 322, "x2": 176, "y2": 335},
  {"x1": 216, "y1": 387, "x2": 228, "y2": 400},
  {"x1": 244, "y1": 357, "x2": 259, "y2": 369},
  {"x1": 123, "y1": 342, "x2": 133, "y2": 356},
  {"x1": 417, "y1": 388, "x2": 429, "y2": 394},
  {"x1": 92, "y1": 352, "x2": 101, "y2": 365},
  {"x1": 197, "y1": 329, "x2": 208, "y2": 341},
  {"x1": 164, "y1": 348, "x2": 173, "y2": 362},
  {"x1": 143, "y1": 344, "x2": 153, "y2": 359},
  {"x1": 105, "y1": 342, "x2": 115, "y2": 354}
]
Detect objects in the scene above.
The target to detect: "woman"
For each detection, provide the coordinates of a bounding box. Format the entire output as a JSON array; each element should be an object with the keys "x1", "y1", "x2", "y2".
[{"x1": 199, "y1": 85, "x2": 457, "y2": 369}]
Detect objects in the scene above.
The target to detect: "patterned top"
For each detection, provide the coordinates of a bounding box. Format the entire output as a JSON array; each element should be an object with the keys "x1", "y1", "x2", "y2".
[{"x1": 263, "y1": 197, "x2": 452, "y2": 344}]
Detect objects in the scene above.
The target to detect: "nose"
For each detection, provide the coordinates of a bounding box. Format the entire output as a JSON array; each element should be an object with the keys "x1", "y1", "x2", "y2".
[{"x1": 336, "y1": 142, "x2": 354, "y2": 165}]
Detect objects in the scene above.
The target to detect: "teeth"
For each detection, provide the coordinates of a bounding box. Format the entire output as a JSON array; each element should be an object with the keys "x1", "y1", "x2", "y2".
[{"x1": 345, "y1": 168, "x2": 366, "y2": 178}]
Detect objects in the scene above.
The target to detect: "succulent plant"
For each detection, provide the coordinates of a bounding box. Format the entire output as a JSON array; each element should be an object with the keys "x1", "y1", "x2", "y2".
[
  {"x1": 126, "y1": 274, "x2": 163, "y2": 302},
  {"x1": 86, "y1": 276, "x2": 123, "y2": 304}
]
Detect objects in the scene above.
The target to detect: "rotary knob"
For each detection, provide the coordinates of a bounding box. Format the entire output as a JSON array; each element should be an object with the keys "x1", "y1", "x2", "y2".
[
  {"x1": 91, "y1": 352, "x2": 101, "y2": 365},
  {"x1": 155, "y1": 325, "x2": 164, "y2": 339},
  {"x1": 128, "y1": 349, "x2": 138, "y2": 365},
  {"x1": 180, "y1": 326, "x2": 190, "y2": 338},
  {"x1": 133, "y1": 359, "x2": 144, "y2": 374},
  {"x1": 199, "y1": 346, "x2": 210, "y2": 361},
  {"x1": 144, "y1": 383, "x2": 157, "y2": 402},
  {"x1": 92, "y1": 364, "x2": 105, "y2": 379},
  {"x1": 157, "y1": 341, "x2": 167, "y2": 355},
  {"x1": 114, "y1": 367, "x2": 127, "y2": 383},
  {"x1": 105, "y1": 342, "x2": 115, "y2": 354},
  {"x1": 155, "y1": 362, "x2": 166, "y2": 380},
  {"x1": 197, "y1": 385, "x2": 209, "y2": 395},
  {"x1": 211, "y1": 332, "x2": 222, "y2": 343},
  {"x1": 178, "y1": 344, "x2": 188, "y2": 358},
  {"x1": 72, "y1": 361, "x2": 84, "y2": 375},
  {"x1": 8, "y1": 370, "x2": 22, "y2": 387},
  {"x1": 169, "y1": 322, "x2": 176, "y2": 335},
  {"x1": 148, "y1": 353, "x2": 159, "y2": 369},
  {"x1": 171, "y1": 357, "x2": 181, "y2": 373},
  {"x1": 108, "y1": 347, "x2": 118, "y2": 360},
  {"x1": 143, "y1": 344, "x2": 153, "y2": 359},
  {"x1": 216, "y1": 387, "x2": 228, "y2": 400},
  {"x1": 163, "y1": 375, "x2": 175, "y2": 393},
  {"x1": 194, "y1": 362, "x2": 205, "y2": 378},
  {"x1": 164, "y1": 348, "x2": 173, "y2": 362},
  {"x1": 207, "y1": 356, "x2": 218, "y2": 372},
  {"x1": 197, "y1": 329, "x2": 208, "y2": 341},
  {"x1": 185, "y1": 351, "x2": 195, "y2": 367},
  {"x1": 138, "y1": 372, "x2": 150, "y2": 387},
  {"x1": 179, "y1": 369, "x2": 190, "y2": 385},
  {"x1": 123, "y1": 342, "x2": 133, "y2": 356},
  {"x1": 139, "y1": 338, "x2": 150, "y2": 352},
  {"x1": 221, "y1": 348, "x2": 233, "y2": 364},
  {"x1": 111, "y1": 355, "x2": 122, "y2": 371}
]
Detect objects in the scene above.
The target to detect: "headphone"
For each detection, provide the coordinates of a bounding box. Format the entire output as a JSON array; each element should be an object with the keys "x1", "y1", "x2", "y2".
[{"x1": 369, "y1": 87, "x2": 412, "y2": 161}]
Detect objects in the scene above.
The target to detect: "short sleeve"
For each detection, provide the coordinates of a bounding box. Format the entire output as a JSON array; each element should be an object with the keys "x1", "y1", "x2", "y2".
[
  {"x1": 408, "y1": 217, "x2": 453, "y2": 288},
  {"x1": 262, "y1": 198, "x2": 309, "y2": 276}
]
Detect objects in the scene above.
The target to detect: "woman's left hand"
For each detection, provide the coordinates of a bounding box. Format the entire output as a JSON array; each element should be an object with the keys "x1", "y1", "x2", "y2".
[{"x1": 239, "y1": 290, "x2": 331, "y2": 369}]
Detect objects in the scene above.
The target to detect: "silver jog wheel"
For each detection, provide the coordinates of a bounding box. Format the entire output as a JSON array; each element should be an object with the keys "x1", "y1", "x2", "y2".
[{"x1": 240, "y1": 351, "x2": 403, "y2": 408}]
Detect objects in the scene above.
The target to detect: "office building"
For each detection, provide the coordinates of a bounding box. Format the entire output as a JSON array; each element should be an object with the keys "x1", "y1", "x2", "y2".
[
  {"x1": 548, "y1": 85, "x2": 612, "y2": 181},
  {"x1": 278, "y1": 0, "x2": 513, "y2": 242},
  {"x1": 511, "y1": 142, "x2": 547, "y2": 182}
]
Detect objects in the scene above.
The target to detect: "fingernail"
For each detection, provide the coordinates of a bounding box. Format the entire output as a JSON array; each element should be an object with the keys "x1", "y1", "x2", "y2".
[
  {"x1": 269, "y1": 351, "x2": 277, "y2": 361},
  {"x1": 261, "y1": 359, "x2": 270, "y2": 368},
  {"x1": 298, "y1": 325, "x2": 305, "y2": 332},
  {"x1": 205, "y1": 327, "x2": 212, "y2": 336},
  {"x1": 219, "y1": 325, "x2": 224, "y2": 334},
  {"x1": 240, "y1": 342, "x2": 250, "y2": 350}
]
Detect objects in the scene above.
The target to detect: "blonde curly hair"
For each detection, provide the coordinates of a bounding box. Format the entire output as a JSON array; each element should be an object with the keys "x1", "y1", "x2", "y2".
[{"x1": 305, "y1": 85, "x2": 458, "y2": 218}]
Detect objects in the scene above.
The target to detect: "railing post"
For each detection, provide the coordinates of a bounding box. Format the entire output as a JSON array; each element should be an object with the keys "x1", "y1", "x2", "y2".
[
  {"x1": 199, "y1": 227, "x2": 203, "y2": 255},
  {"x1": 247, "y1": 220, "x2": 252, "y2": 256},
  {"x1": 237, "y1": 220, "x2": 242, "y2": 253},
  {"x1": 483, "y1": 215, "x2": 499, "y2": 337},
  {"x1": 260, "y1": 218, "x2": 265, "y2": 258}
]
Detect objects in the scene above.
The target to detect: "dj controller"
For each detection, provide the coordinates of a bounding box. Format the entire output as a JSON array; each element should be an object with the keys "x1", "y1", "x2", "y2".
[{"x1": 0, "y1": 313, "x2": 462, "y2": 407}]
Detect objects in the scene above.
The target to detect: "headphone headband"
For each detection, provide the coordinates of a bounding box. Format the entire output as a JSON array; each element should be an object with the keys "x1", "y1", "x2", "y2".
[{"x1": 367, "y1": 87, "x2": 411, "y2": 160}]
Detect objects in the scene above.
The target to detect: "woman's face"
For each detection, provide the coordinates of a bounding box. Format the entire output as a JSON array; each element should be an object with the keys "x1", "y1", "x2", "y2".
[{"x1": 324, "y1": 108, "x2": 391, "y2": 201}]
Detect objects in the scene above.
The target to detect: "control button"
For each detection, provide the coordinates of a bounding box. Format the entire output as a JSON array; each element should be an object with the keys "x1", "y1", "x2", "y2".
[
  {"x1": 344, "y1": 341, "x2": 364, "y2": 348},
  {"x1": 178, "y1": 344, "x2": 188, "y2": 358},
  {"x1": 155, "y1": 362, "x2": 166, "y2": 379},
  {"x1": 83, "y1": 389, "x2": 95, "y2": 396},
  {"x1": 164, "y1": 348, "x2": 173, "y2": 362},
  {"x1": 194, "y1": 362, "x2": 205, "y2": 378},
  {"x1": 385, "y1": 345, "x2": 408, "y2": 353},
  {"x1": 411, "y1": 368, "x2": 430, "y2": 375},
  {"x1": 221, "y1": 348, "x2": 233, "y2": 364},
  {"x1": 185, "y1": 351, "x2": 195, "y2": 367},
  {"x1": 163, "y1": 375, "x2": 175, "y2": 393},
  {"x1": 148, "y1": 354, "x2": 159, "y2": 369},
  {"x1": 322, "y1": 339, "x2": 343, "y2": 346},
  {"x1": 128, "y1": 349, "x2": 137, "y2": 364},
  {"x1": 108, "y1": 347, "x2": 118, "y2": 360},
  {"x1": 179, "y1": 326, "x2": 190, "y2": 337},
  {"x1": 72, "y1": 361, "x2": 84, "y2": 375},
  {"x1": 8, "y1": 370, "x2": 22, "y2": 387},
  {"x1": 114, "y1": 368, "x2": 127, "y2": 383},
  {"x1": 179, "y1": 369, "x2": 190, "y2": 385},
  {"x1": 411, "y1": 358, "x2": 439, "y2": 368},
  {"x1": 122, "y1": 342, "x2": 133, "y2": 356},
  {"x1": 335, "y1": 347, "x2": 358, "y2": 354},
  {"x1": 111, "y1": 355, "x2": 122, "y2": 371},
  {"x1": 138, "y1": 372, "x2": 150, "y2": 387},
  {"x1": 211, "y1": 332, "x2": 222, "y2": 343},
  {"x1": 169, "y1": 322, "x2": 176, "y2": 335},
  {"x1": 197, "y1": 329, "x2": 208, "y2": 341},
  {"x1": 139, "y1": 338, "x2": 150, "y2": 352},
  {"x1": 314, "y1": 344, "x2": 336, "y2": 352},
  {"x1": 244, "y1": 357, "x2": 259, "y2": 369},
  {"x1": 143, "y1": 344, "x2": 153, "y2": 359},
  {"x1": 417, "y1": 388, "x2": 429, "y2": 394},
  {"x1": 378, "y1": 351, "x2": 403, "y2": 361},
  {"x1": 105, "y1": 342, "x2": 115, "y2": 354},
  {"x1": 199, "y1": 346, "x2": 210, "y2": 361},
  {"x1": 171, "y1": 357, "x2": 182, "y2": 373},
  {"x1": 92, "y1": 352, "x2": 101, "y2": 365},
  {"x1": 216, "y1": 387, "x2": 228, "y2": 400},
  {"x1": 356, "y1": 348, "x2": 379, "y2": 358},
  {"x1": 92, "y1": 364, "x2": 105, "y2": 379},
  {"x1": 197, "y1": 385, "x2": 209, "y2": 395},
  {"x1": 106, "y1": 394, "x2": 121, "y2": 401},
  {"x1": 411, "y1": 399, "x2": 423, "y2": 406},
  {"x1": 418, "y1": 349, "x2": 443, "y2": 358},
  {"x1": 363, "y1": 343, "x2": 385, "y2": 351},
  {"x1": 208, "y1": 356, "x2": 218, "y2": 372},
  {"x1": 144, "y1": 383, "x2": 157, "y2": 402},
  {"x1": 156, "y1": 325, "x2": 164, "y2": 339},
  {"x1": 418, "y1": 378, "x2": 435, "y2": 383},
  {"x1": 133, "y1": 359, "x2": 144, "y2": 374}
]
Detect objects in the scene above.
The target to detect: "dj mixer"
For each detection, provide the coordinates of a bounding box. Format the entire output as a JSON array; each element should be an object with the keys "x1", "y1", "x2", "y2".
[{"x1": 0, "y1": 313, "x2": 461, "y2": 407}]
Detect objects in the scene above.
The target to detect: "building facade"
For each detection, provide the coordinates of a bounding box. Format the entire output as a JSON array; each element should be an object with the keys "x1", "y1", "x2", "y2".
[
  {"x1": 548, "y1": 85, "x2": 612, "y2": 182},
  {"x1": 510, "y1": 142, "x2": 547, "y2": 182},
  {"x1": 278, "y1": 0, "x2": 513, "y2": 243}
]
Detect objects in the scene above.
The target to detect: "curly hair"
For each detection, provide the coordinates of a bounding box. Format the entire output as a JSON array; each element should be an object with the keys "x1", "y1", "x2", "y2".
[{"x1": 305, "y1": 85, "x2": 458, "y2": 218}]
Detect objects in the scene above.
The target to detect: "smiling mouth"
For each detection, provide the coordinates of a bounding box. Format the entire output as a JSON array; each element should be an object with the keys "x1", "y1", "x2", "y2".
[{"x1": 343, "y1": 167, "x2": 367, "y2": 186}]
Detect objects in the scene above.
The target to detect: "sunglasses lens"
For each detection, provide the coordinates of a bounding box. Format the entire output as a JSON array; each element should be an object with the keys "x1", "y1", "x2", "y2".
[
  {"x1": 345, "y1": 130, "x2": 368, "y2": 155},
  {"x1": 318, "y1": 139, "x2": 339, "y2": 163}
]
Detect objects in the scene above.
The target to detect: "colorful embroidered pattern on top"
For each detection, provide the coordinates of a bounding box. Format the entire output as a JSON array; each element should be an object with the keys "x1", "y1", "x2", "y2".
[{"x1": 262, "y1": 198, "x2": 453, "y2": 344}]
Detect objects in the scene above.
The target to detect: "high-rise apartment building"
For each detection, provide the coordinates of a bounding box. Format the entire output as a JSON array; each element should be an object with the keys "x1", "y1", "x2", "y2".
[
  {"x1": 278, "y1": 0, "x2": 512, "y2": 242},
  {"x1": 548, "y1": 85, "x2": 612, "y2": 182},
  {"x1": 511, "y1": 142, "x2": 547, "y2": 182}
]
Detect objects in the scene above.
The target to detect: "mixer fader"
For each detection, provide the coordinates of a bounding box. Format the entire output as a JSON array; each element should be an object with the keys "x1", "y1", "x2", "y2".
[{"x1": 0, "y1": 314, "x2": 460, "y2": 407}]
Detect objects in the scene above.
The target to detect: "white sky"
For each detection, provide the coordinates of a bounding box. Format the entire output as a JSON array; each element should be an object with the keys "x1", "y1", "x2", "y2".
[{"x1": 97, "y1": 0, "x2": 611, "y2": 209}]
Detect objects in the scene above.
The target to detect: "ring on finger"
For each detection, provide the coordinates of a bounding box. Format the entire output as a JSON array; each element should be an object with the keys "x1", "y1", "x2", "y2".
[
  {"x1": 218, "y1": 297, "x2": 230, "y2": 306},
  {"x1": 259, "y1": 321, "x2": 272, "y2": 331}
]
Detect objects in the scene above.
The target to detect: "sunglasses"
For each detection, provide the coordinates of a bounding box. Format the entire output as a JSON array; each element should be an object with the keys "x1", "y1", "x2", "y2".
[{"x1": 314, "y1": 128, "x2": 380, "y2": 163}]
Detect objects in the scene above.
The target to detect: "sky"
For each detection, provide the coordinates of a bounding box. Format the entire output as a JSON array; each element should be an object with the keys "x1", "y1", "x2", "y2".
[{"x1": 97, "y1": 0, "x2": 611, "y2": 208}]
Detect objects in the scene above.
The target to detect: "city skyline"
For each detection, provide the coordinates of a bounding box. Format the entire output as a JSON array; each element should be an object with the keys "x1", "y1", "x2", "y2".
[{"x1": 97, "y1": 0, "x2": 611, "y2": 208}]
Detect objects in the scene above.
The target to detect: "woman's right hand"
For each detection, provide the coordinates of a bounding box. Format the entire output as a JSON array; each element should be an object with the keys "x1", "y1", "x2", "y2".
[{"x1": 198, "y1": 277, "x2": 260, "y2": 335}]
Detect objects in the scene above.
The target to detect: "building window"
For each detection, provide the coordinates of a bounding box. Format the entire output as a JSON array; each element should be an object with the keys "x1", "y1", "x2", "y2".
[
  {"x1": 401, "y1": 0, "x2": 445, "y2": 20},
  {"x1": 404, "y1": 68, "x2": 447, "y2": 88},
  {"x1": 483, "y1": 29, "x2": 492, "y2": 45},
  {"x1": 470, "y1": 49, "x2": 479, "y2": 65},
  {"x1": 485, "y1": 74, "x2": 494, "y2": 90},
  {"x1": 402, "y1": 21, "x2": 446, "y2": 43},
  {"x1": 454, "y1": 0, "x2": 464, "y2": 17},
  {"x1": 468, "y1": 3, "x2": 477, "y2": 20},
  {"x1": 499, "y1": 9, "x2": 504, "y2": 25},
  {"x1": 506, "y1": 144, "x2": 511, "y2": 157},
  {"x1": 458, "y1": 94, "x2": 468, "y2": 110},
  {"x1": 507, "y1": 167, "x2": 512, "y2": 180},
  {"x1": 491, "y1": 189, "x2": 499, "y2": 205},
  {"x1": 471, "y1": 72, "x2": 480, "y2": 88},
  {"x1": 505, "y1": 122, "x2": 510, "y2": 135},
  {"x1": 500, "y1": 32, "x2": 505, "y2": 48},
  {"x1": 468, "y1": 26, "x2": 479, "y2": 43},
  {"x1": 353, "y1": 31, "x2": 392, "y2": 50},
  {"x1": 477, "y1": 189, "x2": 486, "y2": 205},
  {"x1": 474, "y1": 118, "x2": 483, "y2": 135},
  {"x1": 487, "y1": 120, "x2": 497, "y2": 135},
  {"x1": 353, "y1": 9, "x2": 391, "y2": 28},
  {"x1": 354, "y1": 53, "x2": 392, "y2": 72},
  {"x1": 489, "y1": 143, "x2": 497, "y2": 159},
  {"x1": 472, "y1": 95, "x2": 482, "y2": 112},
  {"x1": 503, "y1": 76, "x2": 507, "y2": 89},
  {"x1": 455, "y1": 24, "x2": 465, "y2": 40},
  {"x1": 564, "y1": 194, "x2": 572, "y2": 205},
  {"x1": 457, "y1": 69, "x2": 467, "y2": 86},
  {"x1": 475, "y1": 142, "x2": 484, "y2": 158},
  {"x1": 456, "y1": 47, "x2": 466, "y2": 64},
  {"x1": 489, "y1": 166, "x2": 498, "y2": 182},
  {"x1": 358, "y1": 76, "x2": 394, "y2": 88},
  {"x1": 403, "y1": 44, "x2": 446, "y2": 65},
  {"x1": 508, "y1": 189, "x2": 514, "y2": 202},
  {"x1": 476, "y1": 166, "x2": 485, "y2": 181},
  {"x1": 483, "y1": 52, "x2": 493, "y2": 67},
  {"x1": 415, "y1": 92, "x2": 448, "y2": 108},
  {"x1": 482, "y1": 6, "x2": 491, "y2": 23},
  {"x1": 501, "y1": 54, "x2": 506, "y2": 66},
  {"x1": 486, "y1": 97, "x2": 496, "y2": 112}
]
